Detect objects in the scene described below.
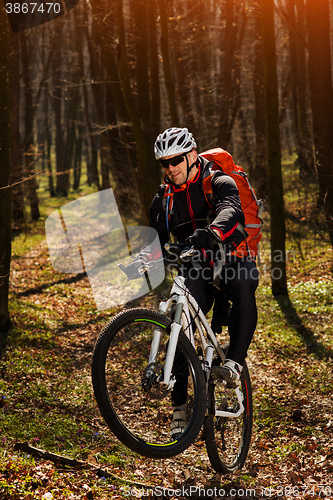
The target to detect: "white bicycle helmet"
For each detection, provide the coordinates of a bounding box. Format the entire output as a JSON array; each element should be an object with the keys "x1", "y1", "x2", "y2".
[{"x1": 154, "y1": 127, "x2": 197, "y2": 160}]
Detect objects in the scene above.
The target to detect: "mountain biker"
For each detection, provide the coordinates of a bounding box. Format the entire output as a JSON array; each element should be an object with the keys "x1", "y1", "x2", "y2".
[{"x1": 128, "y1": 127, "x2": 259, "y2": 439}]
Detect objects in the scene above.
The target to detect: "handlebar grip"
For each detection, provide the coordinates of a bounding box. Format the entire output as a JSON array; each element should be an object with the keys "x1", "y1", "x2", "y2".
[{"x1": 138, "y1": 264, "x2": 149, "y2": 275}]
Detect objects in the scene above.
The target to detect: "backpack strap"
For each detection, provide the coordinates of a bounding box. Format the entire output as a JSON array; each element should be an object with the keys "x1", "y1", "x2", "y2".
[
  {"x1": 202, "y1": 172, "x2": 214, "y2": 209},
  {"x1": 162, "y1": 185, "x2": 174, "y2": 238},
  {"x1": 231, "y1": 169, "x2": 264, "y2": 217},
  {"x1": 202, "y1": 160, "x2": 217, "y2": 210}
]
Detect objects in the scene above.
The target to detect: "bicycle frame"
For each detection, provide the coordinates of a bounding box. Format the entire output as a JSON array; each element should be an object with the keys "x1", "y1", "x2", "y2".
[{"x1": 149, "y1": 275, "x2": 245, "y2": 419}]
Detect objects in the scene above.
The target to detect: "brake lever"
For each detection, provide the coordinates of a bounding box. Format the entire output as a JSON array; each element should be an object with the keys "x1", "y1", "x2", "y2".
[
  {"x1": 118, "y1": 263, "x2": 127, "y2": 275},
  {"x1": 180, "y1": 246, "x2": 201, "y2": 261},
  {"x1": 118, "y1": 263, "x2": 143, "y2": 281}
]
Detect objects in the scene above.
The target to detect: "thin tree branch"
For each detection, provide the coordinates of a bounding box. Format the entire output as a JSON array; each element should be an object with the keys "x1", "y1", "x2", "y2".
[
  {"x1": 14, "y1": 442, "x2": 150, "y2": 488},
  {"x1": 0, "y1": 169, "x2": 46, "y2": 190}
]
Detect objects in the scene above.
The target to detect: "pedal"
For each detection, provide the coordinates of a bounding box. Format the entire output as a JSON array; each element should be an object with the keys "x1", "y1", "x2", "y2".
[{"x1": 210, "y1": 365, "x2": 238, "y2": 389}]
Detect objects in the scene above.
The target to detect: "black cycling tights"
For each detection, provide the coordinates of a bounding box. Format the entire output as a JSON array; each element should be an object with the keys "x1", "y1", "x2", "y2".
[
  {"x1": 171, "y1": 259, "x2": 258, "y2": 406},
  {"x1": 188, "y1": 258, "x2": 259, "y2": 364}
]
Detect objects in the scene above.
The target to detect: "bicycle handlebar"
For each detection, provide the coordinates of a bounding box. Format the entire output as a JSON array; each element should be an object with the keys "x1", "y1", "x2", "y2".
[
  {"x1": 164, "y1": 243, "x2": 201, "y2": 261},
  {"x1": 118, "y1": 243, "x2": 202, "y2": 280}
]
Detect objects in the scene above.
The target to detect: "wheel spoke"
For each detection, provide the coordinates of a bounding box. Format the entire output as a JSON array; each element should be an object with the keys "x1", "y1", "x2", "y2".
[
  {"x1": 92, "y1": 309, "x2": 206, "y2": 458},
  {"x1": 204, "y1": 354, "x2": 252, "y2": 473}
]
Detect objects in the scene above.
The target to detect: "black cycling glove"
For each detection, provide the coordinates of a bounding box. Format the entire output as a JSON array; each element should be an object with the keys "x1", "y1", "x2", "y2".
[
  {"x1": 124, "y1": 257, "x2": 146, "y2": 279},
  {"x1": 186, "y1": 228, "x2": 220, "y2": 250}
]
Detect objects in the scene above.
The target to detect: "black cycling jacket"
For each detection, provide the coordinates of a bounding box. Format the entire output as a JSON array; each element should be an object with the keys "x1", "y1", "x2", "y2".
[{"x1": 148, "y1": 156, "x2": 245, "y2": 251}]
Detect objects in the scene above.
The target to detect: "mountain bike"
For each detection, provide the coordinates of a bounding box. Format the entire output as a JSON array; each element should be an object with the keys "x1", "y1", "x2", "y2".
[{"x1": 91, "y1": 243, "x2": 253, "y2": 473}]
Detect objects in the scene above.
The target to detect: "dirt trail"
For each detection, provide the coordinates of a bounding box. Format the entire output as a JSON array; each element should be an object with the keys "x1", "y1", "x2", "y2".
[{"x1": 7, "y1": 240, "x2": 333, "y2": 498}]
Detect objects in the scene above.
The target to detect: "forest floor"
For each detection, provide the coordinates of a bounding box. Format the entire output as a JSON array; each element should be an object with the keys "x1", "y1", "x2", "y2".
[{"x1": 1, "y1": 166, "x2": 333, "y2": 499}]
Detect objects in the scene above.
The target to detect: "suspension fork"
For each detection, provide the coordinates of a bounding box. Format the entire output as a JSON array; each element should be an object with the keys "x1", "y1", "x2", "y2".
[
  {"x1": 148, "y1": 328, "x2": 162, "y2": 365},
  {"x1": 146, "y1": 296, "x2": 185, "y2": 388},
  {"x1": 161, "y1": 296, "x2": 186, "y2": 387}
]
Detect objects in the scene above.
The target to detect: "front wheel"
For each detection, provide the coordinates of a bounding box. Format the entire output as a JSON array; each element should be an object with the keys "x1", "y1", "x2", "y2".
[
  {"x1": 204, "y1": 353, "x2": 252, "y2": 473},
  {"x1": 92, "y1": 308, "x2": 206, "y2": 459}
]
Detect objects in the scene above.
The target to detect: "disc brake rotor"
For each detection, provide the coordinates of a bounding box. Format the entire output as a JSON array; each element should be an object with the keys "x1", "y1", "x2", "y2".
[{"x1": 141, "y1": 362, "x2": 169, "y2": 400}]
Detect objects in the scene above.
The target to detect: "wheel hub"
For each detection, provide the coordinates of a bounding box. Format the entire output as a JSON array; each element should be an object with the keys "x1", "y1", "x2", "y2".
[{"x1": 141, "y1": 363, "x2": 169, "y2": 400}]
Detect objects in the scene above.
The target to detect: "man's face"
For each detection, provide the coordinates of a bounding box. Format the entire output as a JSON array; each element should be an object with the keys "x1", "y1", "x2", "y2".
[{"x1": 161, "y1": 150, "x2": 198, "y2": 185}]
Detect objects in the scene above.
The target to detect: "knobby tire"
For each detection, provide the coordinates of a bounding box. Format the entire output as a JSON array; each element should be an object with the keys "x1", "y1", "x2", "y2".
[
  {"x1": 204, "y1": 352, "x2": 253, "y2": 473},
  {"x1": 92, "y1": 308, "x2": 206, "y2": 459}
]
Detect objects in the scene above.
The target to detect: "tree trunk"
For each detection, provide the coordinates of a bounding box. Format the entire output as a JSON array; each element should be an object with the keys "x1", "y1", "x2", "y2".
[
  {"x1": 172, "y1": 4, "x2": 198, "y2": 137},
  {"x1": 148, "y1": 0, "x2": 160, "y2": 140},
  {"x1": 132, "y1": 0, "x2": 150, "y2": 133},
  {"x1": 87, "y1": 0, "x2": 144, "y2": 219},
  {"x1": 106, "y1": 87, "x2": 141, "y2": 216},
  {"x1": 116, "y1": 0, "x2": 156, "y2": 217},
  {"x1": 51, "y1": 29, "x2": 70, "y2": 197},
  {"x1": 192, "y1": 0, "x2": 214, "y2": 133},
  {"x1": 76, "y1": 21, "x2": 100, "y2": 191},
  {"x1": 0, "y1": 6, "x2": 12, "y2": 332},
  {"x1": 294, "y1": 0, "x2": 314, "y2": 178},
  {"x1": 286, "y1": 0, "x2": 314, "y2": 178},
  {"x1": 45, "y1": 83, "x2": 55, "y2": 196},
  {"x1": 9, "y1": 31, "x2": 25, "y2": 223},
  {"x1": 218, "y1": 0, "x2": 237, "y2": 146},
  {"x1": 286, "y1": 0, "x2": 299, "y2": 149},
  {"x1": 157, "y1": 0, "x2": 180, "y2": 126},
  {"x1": 63, "y1": 75, "x2": 80, "y2": 190},
  {"x1": 226, "y1": 3, "x2": 247, "y2": 147},
  {"x1": 131, "y1": 0, "x2": 161, "y2": 190},
  {"x1": 306, "y1": 0, "x2": 333, "y2": 247},
  {"x1": 251, "y1": 1, "x2": 267, "y2": 198},
  {"x1": 260, "y1": 0, "x2": 288, "y2": 295},
  {"x1": 86, "y1": 17, "x2": 111, "y2": 192},
  {"x1": 73, "y1": 120, "x2": 82, "y2": 191},
  {"x1": 21, "y1": 32, "x2": 40, "y2": 220}
]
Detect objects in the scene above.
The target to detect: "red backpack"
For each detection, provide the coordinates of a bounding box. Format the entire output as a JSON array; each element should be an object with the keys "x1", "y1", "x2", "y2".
[{"x1": 200, "y1": 148, "x2": 263, "y2": 259}]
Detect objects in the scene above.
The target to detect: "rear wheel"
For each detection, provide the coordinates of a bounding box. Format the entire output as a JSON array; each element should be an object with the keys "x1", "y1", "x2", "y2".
[
  {"x1": 92, "y1": 308, "x2": 206, "y2": 459},
  {"x1": 204, "y1": 351, "x2": 252, "y2": 473}
]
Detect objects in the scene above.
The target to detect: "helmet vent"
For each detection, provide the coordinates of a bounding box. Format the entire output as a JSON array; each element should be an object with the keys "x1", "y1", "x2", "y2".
[{"x1": 177, "y1": 134, "x2": 186, "y2": 145}]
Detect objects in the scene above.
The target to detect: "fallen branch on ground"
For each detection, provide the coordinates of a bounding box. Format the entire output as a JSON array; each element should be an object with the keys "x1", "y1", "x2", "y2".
[{"x1": 13, "y1": 442, "x2": 148, "y2": 488}]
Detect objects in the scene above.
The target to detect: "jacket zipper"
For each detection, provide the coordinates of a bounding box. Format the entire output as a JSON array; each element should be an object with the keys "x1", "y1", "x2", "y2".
[{"x1": 186, "y1": 184, "x2": 197, "y2": 232}]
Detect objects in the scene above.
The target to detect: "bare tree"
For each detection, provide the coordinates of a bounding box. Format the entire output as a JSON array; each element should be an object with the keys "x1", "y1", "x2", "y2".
[
  {"x1": 21, "y1": 31, "x2": 40, "y2": 219},
  {"x1": 171, "y1": 3, "x2": 199, "y2": 137},
  {"x1": 10, "y1": 32, "x2": 25, "y2": 222},
  {"x1": 157, "y1": 0, "x2": 180, "y2": 127},
  {"x1": 251, "y1": 1, "x2": 267, "y2": 197},
  {"x1": 260, "y1": 0, "x2": 288, "y2": 295},
  {"x1": 283, "y1": 0, "x2": 314, "y2": 177},
  {"x1": 87, "y1": 0, "x2": 148, "y2": 220},
  {"x1": 0, "y1": 5, "x2": 12, "y2": 331},
  {"x1": 115, "y1": 0, "x2": 160, "y2": 216},
  {"x1": 148, "y1": 0, "x2": 161, "y2": 139},
  {"x1": 306, "y1": 0, "x2": 333, "y2": 247}
]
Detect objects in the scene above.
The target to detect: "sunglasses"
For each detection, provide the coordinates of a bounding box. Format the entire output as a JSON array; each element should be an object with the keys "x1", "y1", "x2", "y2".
[{"x1": 159, "y1": 153, "x2": 186, "y2": 169}]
